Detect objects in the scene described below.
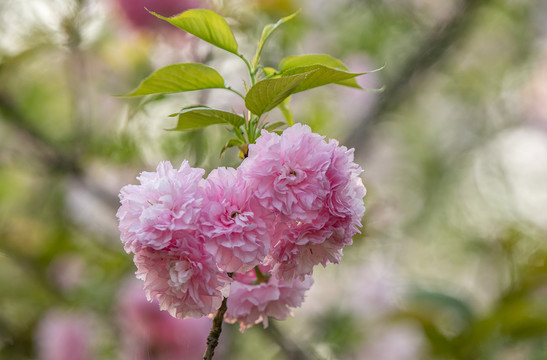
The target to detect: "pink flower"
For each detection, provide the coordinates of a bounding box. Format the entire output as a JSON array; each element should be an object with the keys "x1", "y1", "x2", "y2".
[
  {"x1": 117, "y1": 278, "x2": 212, "y2": 360},
  {"x1": 134, "y1": 244, "x2": 230, "y2": 318},
  {"x1": 35, "y1": 310, "x2": 96, "y2": 360},
  {"x1": 115, "y1": 124, "x2": 365, "y2": 328},
  {"x1": 241, "y1": 124, "x2": 366, "y2": 281},
  {"x1": 270, "y1": 214, "x2": 362, "y2": 280},
  {"x1": 225, "y1": 267, "x2": 313, "y2": 331},
  {"x1": 115, "y1": 0, "x2": 201, "y2": 31},
  {"x1": 325, "y1": 141, "x2": 366, "y2": 222},
  {"x1": 269, "y1": 142, "x2": 366, "y2": 280},
  {"x1": 117, "y1": 161, "x2": 204, "y2": 253},
  {"x1": 239, "y1": 124, "x2": 333, "y2": 222},
  {"x1": 200, "y1": 167, "x2": 274, "y2": 273}
]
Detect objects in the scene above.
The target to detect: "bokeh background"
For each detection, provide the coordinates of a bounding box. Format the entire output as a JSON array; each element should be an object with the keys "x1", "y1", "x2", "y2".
[{"x1": 2, "y1": 0, "x2": 547, "y2": 359}]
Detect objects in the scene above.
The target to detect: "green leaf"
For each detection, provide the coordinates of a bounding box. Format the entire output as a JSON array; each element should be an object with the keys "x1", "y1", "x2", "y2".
[
  {"x1": 121, "y1": 63, "x2": 225, "y2": 97},
  {"x1": 262, "y1": 67, "x2": 278, "y2": 77},
  {"x1": 279, "y1": 54, "x2": 351, "y2": 72},
  {"x1": 220, "y1": 138, "x2": 244, "y2": 157},
  {"x1": 252, "y1": 10, "x2": 300, "y2": 68},
  {"x1": 169, "y1": 106, "x2": 245, "y2": 131},
  {"x1": 261, "y1": 10, "x2": 300, "y2": 46},
  {"x1": 280, "y1": 64, "x2": 364, "y2": 93},
  {"x1": 279, "y1": 54, "x2": 362, "y2": 88},
  {"x1": 149, "y1": 9, "x2": 238, "y2": 54},
  {"x1": 264, "y1": 121, "x2": 286, "y2": 131},
  {"x1": 409, "y1": 289, "x2": 475, "y2": 325},
  {"x1": 245, "y1": 71, "x2": 314, "y2": 116}
]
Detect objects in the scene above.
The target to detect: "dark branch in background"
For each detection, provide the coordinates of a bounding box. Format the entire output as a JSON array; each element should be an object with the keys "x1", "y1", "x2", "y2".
[
  {"x1": 0, "y1": 92, "x2": 120, "y2": 210},
  {"x1": 63, "y1": 0, "x2": 93, "y2": 156},
  {"x1": 262, "y1": 321, "x2": 316, "y2": 360},
  {"x1": 0, "y1": 92, "x2": 81, "y2": 175},
  {"x1": 345, "y1": 0, "x2": 494, "y2": 151}
]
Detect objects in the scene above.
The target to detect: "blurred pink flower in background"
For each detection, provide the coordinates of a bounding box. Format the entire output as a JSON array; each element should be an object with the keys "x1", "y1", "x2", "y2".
[
  {"x1": 355, "y1": 324, "x2": 424, "y2": 360},
  {"x1": 345, "y1": 255, "x2": 404, "y2": 320},
  {"x1": 522, "y1": 46, "x2": 547, "y2": 129},
  {"x1": 117, "y1": 279, "x2": 213, "y2": 360},
  {"x1": 47, "y1": 253, "x2": 86, "y2": 294},
  {"x1": 35, "y1": 310, "x2": 97, "y2": 360},
  {"x1": 114, "y1": 0, "x2": 202, "y2": 31}
]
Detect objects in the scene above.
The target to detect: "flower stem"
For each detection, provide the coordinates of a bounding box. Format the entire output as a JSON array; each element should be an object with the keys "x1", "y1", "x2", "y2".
[
  {"x1": 202, "y1": 297, "x2": 228, "y2": 360},
  {"x1": 279, "y1": 99, "x2": 294, "y2": 126}
]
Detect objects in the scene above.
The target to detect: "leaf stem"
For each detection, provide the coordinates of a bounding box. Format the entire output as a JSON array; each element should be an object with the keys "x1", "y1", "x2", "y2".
[
  {"x1": 237, "y1": 54, "x2": 255, "y2": 86},
  {"x1": 251, "y1": 43, "x2": 266, "y2": 76},
  {"x1": 233, "y1": 126, "x2": 247, "y2": 143},
  {"x1": 225, "y1": 87, "x2": 245, "y2": 100},
  {"x1": 244, "y1": 113, "x2": 251, "y2": 141},
  {"x1": 203, "y1": 297, "x2": 228, "y2": 360},
  {"x1": 248, "y1": 115, "x2": 260, "y2": 143},
  {"x1": 279, "y1": 99, "x2": 294, "y2": 126}
]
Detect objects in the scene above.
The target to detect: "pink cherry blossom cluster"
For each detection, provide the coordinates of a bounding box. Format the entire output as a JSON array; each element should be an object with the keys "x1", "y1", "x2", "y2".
[{"x1": 117, "y1": 124, "x2": 366, "y2": 331}]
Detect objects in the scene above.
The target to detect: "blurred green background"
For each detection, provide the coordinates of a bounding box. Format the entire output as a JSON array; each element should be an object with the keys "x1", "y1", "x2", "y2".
[{"x1": 1, "y1": 0, "x2": 547, "y2": 359}]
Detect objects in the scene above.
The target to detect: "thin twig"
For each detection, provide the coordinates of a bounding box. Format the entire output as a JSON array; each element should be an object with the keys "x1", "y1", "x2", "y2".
[
  {"x1": 262, "y1": 320, "x2": 316, "y2": 360},
  {"x1": 203, "y1": 297, "x2": 228, "y2": 360},
  {"x1": 0, "y1": 92, "x2": 80, "y2": 174},
  {"x1": 0, "y1": 92, "x2": 121, "y2": 209}
]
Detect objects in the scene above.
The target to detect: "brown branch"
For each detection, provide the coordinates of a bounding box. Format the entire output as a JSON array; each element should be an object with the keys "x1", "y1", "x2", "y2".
[
  {"x1": 262, "y1": 320, "x2": 316, "y2": 360},
  {"x1": 344, "y1": 0, "x2": 494, "y2": 151},
  {"x1": 0, "y1": 92, "x2": 80, "y2": 174},
  {"x1": 0, "y1": 92, "x2": 120, "y2": 209},
  {"x1": 203, "y1": 297, "x2": 228, "y2": 360}
]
